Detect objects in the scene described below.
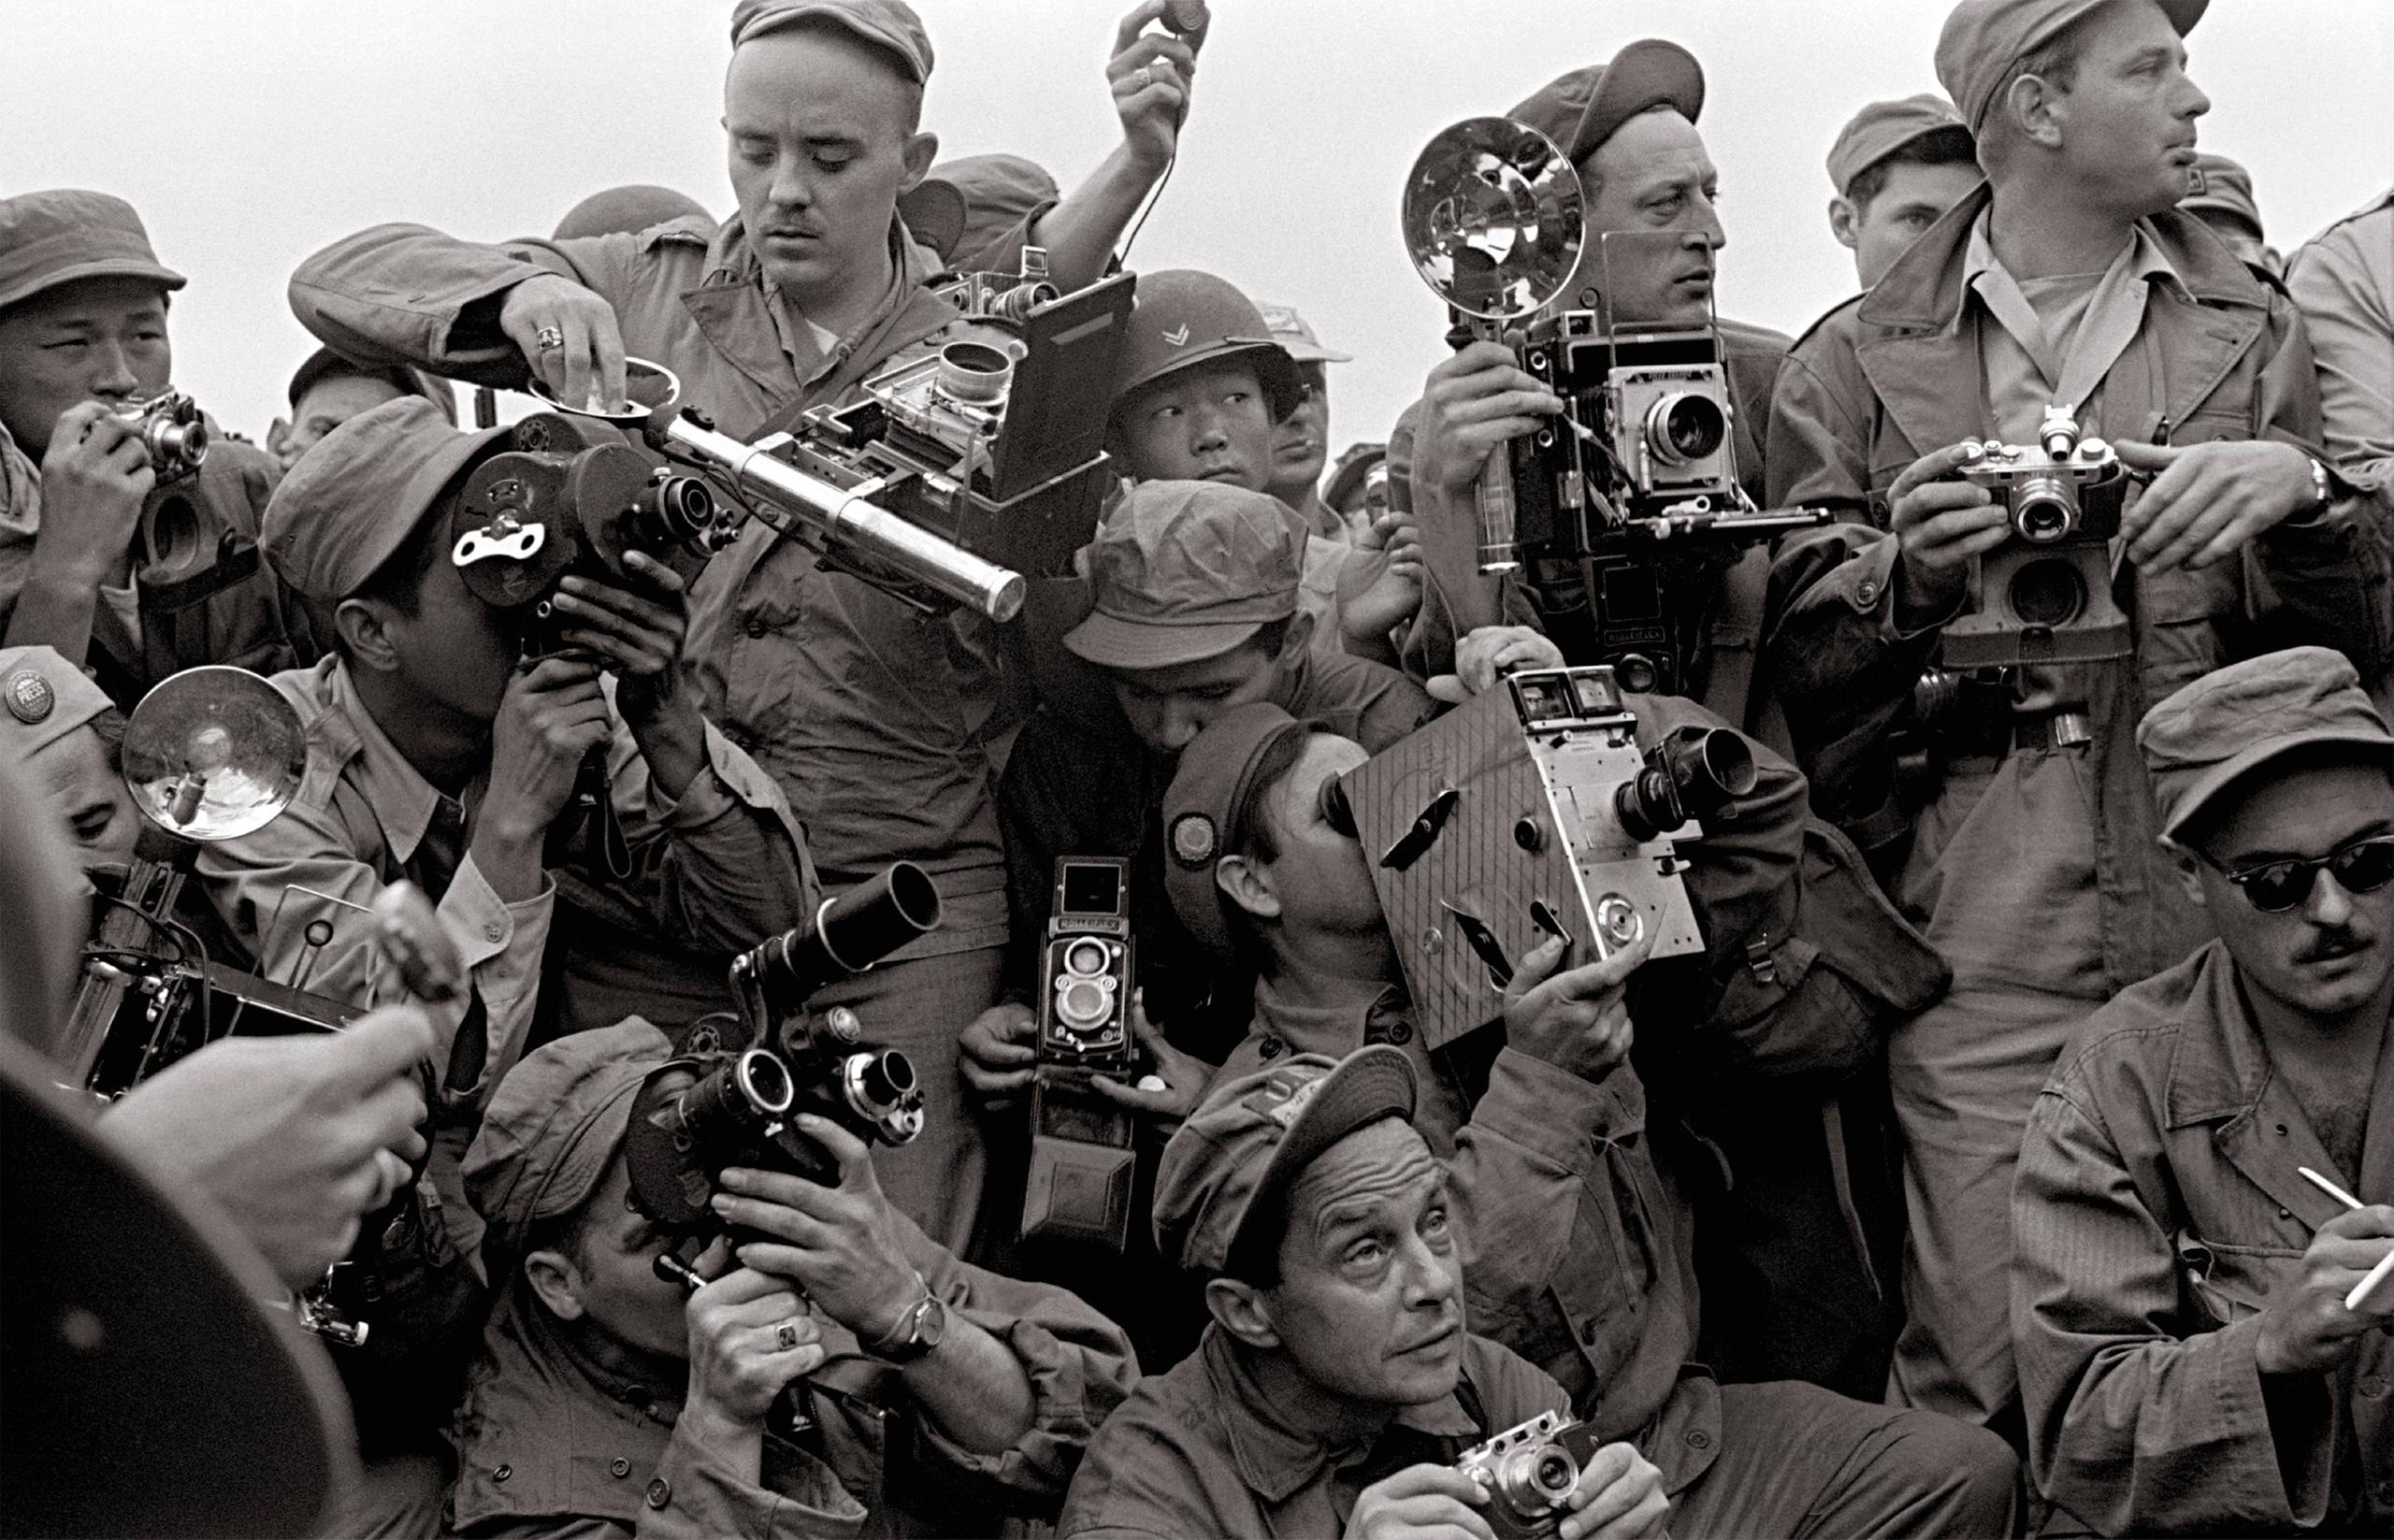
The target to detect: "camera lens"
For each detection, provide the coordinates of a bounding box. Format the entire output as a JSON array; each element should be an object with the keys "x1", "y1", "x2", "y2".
[
  {"x1": 848, "y1": 1048, "x2": 917, "y2": 1118},
  {"x1": 1058, "y1": 975, "x2": 1115, "y2": 1029},
  {"x1": 2008, "y1": 555, "x2": 2087, "y2": 627},
  {"x1": 1064, "y1": 939, "x2": 1111, "y2": 977},
  {"x1": 935, "y1": 340, "x2": 1015, "y2": 406},
  {"x1": 2012, "y1": 478, "x2": 2076, "y2": 542},
  {"x1": 734, "y1": 1048, "x2": 796, "y2": 1115},
  {"x1": 1643, "y1": 392, "x2": 1726, "y2": 466},
  {"x1": 1492, "y1": 1445, "x2": 1577, "y2": 1517}
]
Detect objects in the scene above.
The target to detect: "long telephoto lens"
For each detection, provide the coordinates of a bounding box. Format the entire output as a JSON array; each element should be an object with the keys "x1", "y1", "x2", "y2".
[{"x1": 745, "y1": 862, "x2": 944, "y2": 1006}]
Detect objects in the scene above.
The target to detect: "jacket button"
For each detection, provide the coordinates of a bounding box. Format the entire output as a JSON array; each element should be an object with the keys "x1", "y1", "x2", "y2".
[
  {"x1": 493, "y1": 1464, "x2": 512, "y2": 1482},
  {"x1": 1856, "y1": 582, "x2": 1878, "y2": 603},
  {"x1": 645, "y1": 1476, "x2": 671, "y2": 1509},
  {"x1": 483, "y1": 922, "x2": 504, "y2": 943},
  {"x1": 2360, "y1": 1374, "x2": 2388, "y2": 1398},
  {"x1": 744, "y1": 616, "x2": 770, "y2": 639},
  {"x1": 1258, "y1": 1036, "x2": 1284, "y2": 1059},
  {"x1": 1383, "y1": 1020, "x2": 1414, "y2": 1045},
  {"x1": 1580, "y1": 1318, "x2": 1600, "y2": 1345},
  {"x1": 1686, "y1": 1429, "x2": 1712, "y2": 1450},
  {"x1": 610, "y1": 1457, "x2": 632, "y2": 1478}
]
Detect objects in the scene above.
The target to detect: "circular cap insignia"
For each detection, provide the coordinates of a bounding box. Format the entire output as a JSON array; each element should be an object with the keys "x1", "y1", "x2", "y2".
[
  {"x1": 5, "y1": 669, "x2": 55, "y2": 725},
  {"x1": 1169, "y1": 811, "x2": 1218, "y2": 869}
]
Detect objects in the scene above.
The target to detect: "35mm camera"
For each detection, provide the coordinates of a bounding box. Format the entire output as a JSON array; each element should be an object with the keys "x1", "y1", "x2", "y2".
[{"x1": 1942, "y1": 404, "x2": 2131, "y2": 668}]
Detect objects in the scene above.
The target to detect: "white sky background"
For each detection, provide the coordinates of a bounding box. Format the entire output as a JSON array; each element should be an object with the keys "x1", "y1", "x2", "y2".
[{"x1": 6, "y1": 1, "x2": 2390, "y2": 456}]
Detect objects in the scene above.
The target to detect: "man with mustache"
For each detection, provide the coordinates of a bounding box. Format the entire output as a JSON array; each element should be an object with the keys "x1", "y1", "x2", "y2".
[
  {"x1": 2012, "y1": 647, "x2": 2394, "y2": 1534},
  {"x1": 286, "y1": 0, "x2": 1201, "y2": 1254},
  {"x1": 1764, "y1": 0, "x2": 2394, "y2": 1438}
]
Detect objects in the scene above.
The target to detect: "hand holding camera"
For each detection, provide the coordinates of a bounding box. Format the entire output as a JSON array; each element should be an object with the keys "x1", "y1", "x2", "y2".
[
  {"x1": 1412, "y1": 341, "x2": 1566, "y2": 505},
  {"x1": 1887, "y1": 440, "x2": 2008, "y2": 627},
  {"x1": 498, "y1": 271, "x2": 628, "y2": 414},
  {"x1": 1339, "y1": 511, "x2": 1426, "y2": 648},
  {"x1": 477, "y1": 655, "x2": 613, "y2": 893},
  {"x1": 2116, "y1": 436, "x2": 2324, "y2": 574},
  {"x1": 1501, "y1": 928, "x2": 1652, "y2": 1087},
  {"x1": 33, "y1": 400, "x2": 155, "y2": 579},
  {"x1": 714, "y1": 1116, "x2": 921, "y2": 1346},
  {"x1": 683, "y1": 1261, "x2": 824, "y2": 1434},
  {"x1": 1088, "y1": 987, "x2": 1213, "y2": 1122},
  {"x1": 546, "y1": 549, "x2": 705, "y2": 794},
  {"x1": 1451, "y1": 1410, "x2": 1669, "y2": 1540},
  {"x1": 959, "y1": 1001, "x2": 1039, "y2": 1109},
  {"x1": 1110, "y1": 1, "x2": 1205, "y2": 169}
]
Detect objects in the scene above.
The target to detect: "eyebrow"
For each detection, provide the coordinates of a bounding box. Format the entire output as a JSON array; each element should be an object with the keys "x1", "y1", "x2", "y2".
[
  {"x1": 2226, "y1": 820, "x2": 2394, "y2": 864},
  {"x1": 2122, "y1": 43, "x2": 2175, "y2": 70}
]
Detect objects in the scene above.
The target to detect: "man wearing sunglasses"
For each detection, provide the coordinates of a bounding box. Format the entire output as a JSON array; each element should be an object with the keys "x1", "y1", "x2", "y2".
[{"x1": 2012, "y1": 645, "x2": 2394, "y2": 1536}]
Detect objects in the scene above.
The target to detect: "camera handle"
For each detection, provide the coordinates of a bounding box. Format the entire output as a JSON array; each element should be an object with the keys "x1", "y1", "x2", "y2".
[
  {"x1": 1445, "y1": 319, "x2": 1523, "y2": 578},
  {"x1": 544, "y1": 742, "x2": 632, "y2": 884},
  {"x1": 655, "y1": 1238, "x2": 823, "y2": 1439}
]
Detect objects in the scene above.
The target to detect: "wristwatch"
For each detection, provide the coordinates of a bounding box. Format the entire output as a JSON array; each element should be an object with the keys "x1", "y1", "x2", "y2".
[
  {"x1": 865, "y1": 1274, "x2": 947, "y2": 1364},
  {"x1": 2301, "y1": 454, "x2": 2335, "y2": 515}
]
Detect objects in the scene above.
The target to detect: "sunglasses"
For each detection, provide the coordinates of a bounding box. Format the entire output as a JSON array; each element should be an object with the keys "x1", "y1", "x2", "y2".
[{"x1": 2204, "y1": 833, "x2": 2394, "y2": 914}]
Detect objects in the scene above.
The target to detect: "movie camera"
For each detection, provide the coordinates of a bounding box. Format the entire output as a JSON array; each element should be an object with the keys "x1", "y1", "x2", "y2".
[
  {"x1": 1402, "y1": 120, "x2": 1826, "y2": 691},
  {"x1": 1454, "y1": 1409, "x2": 1606, "y2": 1540},
  {"x1": 1334, "y1": 665, "x2": 1753, "y2": 1048},
  {"x1": 1940, "y1": 404, "x2": 2131, "y2": 667},
  {"x1": 52, "y1": 665, "x2": 463, "y2": 1349},
  {"x1": 520, "y1": 249, "x2": 1136, "y2": 625},
  {"x1": 1017, "y1": 856, "x2": 1140, "y2": 1253}
]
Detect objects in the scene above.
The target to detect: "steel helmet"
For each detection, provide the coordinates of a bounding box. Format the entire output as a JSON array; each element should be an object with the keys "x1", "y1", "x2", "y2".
[{"x1": 1111, "y1": 269, "x2": 1304, "y2": 425}]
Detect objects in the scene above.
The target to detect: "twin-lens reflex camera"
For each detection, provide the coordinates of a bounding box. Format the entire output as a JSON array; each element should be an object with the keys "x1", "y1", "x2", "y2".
[{"x1": 1017, "y1": 856, "x2": 1141, "y2": 1253}]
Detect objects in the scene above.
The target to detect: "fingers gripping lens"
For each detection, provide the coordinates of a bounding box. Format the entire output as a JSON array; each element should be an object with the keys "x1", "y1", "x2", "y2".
[{"x1": 2223, "y1": 835, "x2": 2394, "y2": 913}]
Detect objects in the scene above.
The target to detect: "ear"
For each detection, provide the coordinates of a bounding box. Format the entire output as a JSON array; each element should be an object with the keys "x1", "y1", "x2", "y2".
[
  {"x1": 2168, "y1": 843, "x2": 2209, "y2": 909},
  {"x1": 523, "y1": 1248, "x2": 587, "y2": 1322},
  {"x1": 333, "y1": 597, "x2": 403, "y2": 674},
  {"x1": 1216, "y1": 852, "x2": 1280, "y2": 922},
  {"x1": 1828, "y1": 196, "x2": 1860, "y2": 252},
  {"x1": 1204, "y1": 1276, "x2": 1283, "y2": 1352},
  {"x1": 900, "y1": 129, "x2": 940, "y2": 191},
  {"x1": 2006, "y1": 70, "x2": 2067, "y2": 151},
  {"x1": 1276, "y1": 609, "x2": 1318, "y2": 664}
]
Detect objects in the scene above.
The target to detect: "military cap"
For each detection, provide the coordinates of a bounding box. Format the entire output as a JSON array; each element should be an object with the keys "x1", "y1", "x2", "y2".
[
  {"x1": 552, "y1": 184, "x2": 714, "y2": 242},
  {"x1": 900, "y1": 154, "x2": 1060, "y2": 267},
  {"x1": 1256, "y1": 303, "x2": 1352, "y2": 367},
  {"x1": 463, "y1": 1017, "x2": 675, "y2": 1268},
  {"x1": 0, "y1": 644, "x2": 114, "y2": 757},
  {"x1": 729, "y1": 0, "x2": 933, "y2": 83},
  {"x1": 1323, "y1": 442, "x2": 1390, "y2": 515},
  {"x1": 1161, "y1": 700, "x2": 1320, "y2": 957},
  {"x1": 1938, "y1": 0, "x2": 2207, "y2": 136},
  {"x1": 1826, "y1": 94, "x2": 1974, "y2": 196},
  {"x1": 2138, "y1": 646, "x2": 2394, "y2": 843},
  {"x1": 261, "y1": 396, "x2": 508, "y2": 604},
  {"x1": 1065, "y1": 481, "x2": 1305, "y2": 671},
  {"x1": 0, "y1": 190, "x2": 185, "y2": 313},
  {"x1": 285, "y1": 346, "x2": 457, "y2": 427},
  {"x1": 1153, "y1": 1043, "x2": 1418, "y2": 1275},
  {"x1": 1110, "y1": 269, "x2": 1305, "y2": 425},
  {"x1": 2182, "y1": 152, "x2": 2262, "y2": 237},
  {"x1": 1509, "y1": 40, "x2": 1706, "y2": 170}
]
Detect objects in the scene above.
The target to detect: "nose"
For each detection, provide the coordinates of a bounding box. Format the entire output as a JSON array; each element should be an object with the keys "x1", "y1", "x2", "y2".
[
  {"x1": 1158, "y1": 698, "x2": 1204, "y2": 751},
  {"x1": 2307, "y1": 868, "x2": 2357, "y2": 928},
  {"x1": 1399, "y1": 1231, "x2": 1462, "y2": 1311},
  {"x1": 768, "y1": 153, "x2": 813, "y2": 213},
  {"x1": 91, "y1": 341, "x2": 141, "y2": 401},
  {"x1": 1688, "y1": 199, "x2": 1726, "y2": 253},
  {"x1": 1189, "y1": 405, "x2": 1229, "y2": 454}
]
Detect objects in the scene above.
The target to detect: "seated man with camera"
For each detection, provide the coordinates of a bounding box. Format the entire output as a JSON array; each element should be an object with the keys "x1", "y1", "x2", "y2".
[
  {"x1": 1131, "y1": 701, "x2": 2019, "y2": 1535},
  {"x1": 1763, "y1": 0, "x2": 2394, "y2": 1434},
  {"x1": 2012, "y1": 649, "x2": 2394, "y2": 1535},
  {"x1": 288, "y1": 0, "x2": 1203, "y2": 1256},
  {"x1": 450, "y1": 1016, "x2": 1137, "y2": 1538},
  {"x1": 0, "y1": 189, "x2": 312, "y2": 709}
]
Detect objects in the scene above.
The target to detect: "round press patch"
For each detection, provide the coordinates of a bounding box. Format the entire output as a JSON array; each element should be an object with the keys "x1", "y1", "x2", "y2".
[
  {"x1": 5, "y1": 669, "x2": 55, "y2": 725},
  {"x1": 1169, "y1": 811, "x2": 1218, "y2": 869}
]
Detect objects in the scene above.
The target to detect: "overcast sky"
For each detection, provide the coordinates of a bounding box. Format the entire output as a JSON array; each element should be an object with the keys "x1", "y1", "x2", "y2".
[{"x1": 7, "y1": 1, "x2": 2389, "y2": 456}]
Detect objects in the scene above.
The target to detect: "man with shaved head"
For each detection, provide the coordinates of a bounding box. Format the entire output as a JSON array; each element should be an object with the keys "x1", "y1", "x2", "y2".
[{"x1": 287, "y1": 0, "x2": 1202, "y2": 1252}]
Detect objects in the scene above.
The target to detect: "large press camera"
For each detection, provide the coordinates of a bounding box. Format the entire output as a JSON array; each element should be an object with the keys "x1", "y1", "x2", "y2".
[
  {"x1": 1940, "y1": 404, "x2": 2131, "y2": 667},
  {"x1": 1336, "y1": 665, "x2": 1754, "y2": 1048},
  {"x1": 1454, "y1": 1410, "x2": 1605, "y2": 1540},
  {"x1": 522, "y1": 249, "x2": 1135, "y2": 626},
  {"x1": 1401, "y1": 120, "x2": 1825, "y2": 692},
  {"x1": 1017, "y1": 856, "x2": 1140, "y2": 1253}
]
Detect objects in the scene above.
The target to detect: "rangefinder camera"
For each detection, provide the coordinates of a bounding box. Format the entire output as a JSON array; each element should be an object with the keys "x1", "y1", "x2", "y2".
[
  {"x1": 1020, "y1": 857, "x2": 1140, "y2": 1253},
  {"x1": 113, "y1": 389, "x2": 209, "y2": 482},
  {"x1": 450, "y1": 410, "x2": 733, "y2": 650},
  {"x1": 1941, "y1": 404, "x2": 2132, "y2": 668},
  {"x1": 1454, "y1": 1409, "x2": 1605, "y2": 1540}
]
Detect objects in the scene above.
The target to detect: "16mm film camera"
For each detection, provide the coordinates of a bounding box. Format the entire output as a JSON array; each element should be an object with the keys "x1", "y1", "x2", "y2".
[
  {"x1": 1455, "y1": 1410, "x2": 1605, "y2": 1540},
  {"x1": 1018, "y1": 857, "x2": 1140, "y2": 1253},
  {"x1": 1941, "y1": 404, "x2": 2131, "y2": 668},
  {"x1": 1337, "y1": 665, "x2": 1753, "y2": 1048}
]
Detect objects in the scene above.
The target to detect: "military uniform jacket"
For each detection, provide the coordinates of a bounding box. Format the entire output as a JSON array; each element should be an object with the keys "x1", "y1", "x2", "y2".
[
  {"x1": 2012, "y1": 941, "x2": 2394, "y2": 1534},
  {"x1": 289, "y1": 209, "x2": 1035, "y2": 962},
  {"x1": 1763, "y1": 183, "x2": 2394, "y2": 993}
]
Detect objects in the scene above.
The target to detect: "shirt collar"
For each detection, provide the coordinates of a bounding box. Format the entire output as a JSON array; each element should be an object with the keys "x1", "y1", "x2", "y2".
[
  {"x1": 1201, "y1": 1326, "x2": 1479, "y2": 1504},
  {"x1": 1250, "y1": 973, "x2": 1407, "y2": 1059},
  {"x1": 319, "y1": 655, "x2": 452, "y2": 865},
  {"x1": 1962, "y1": 208, "x2": 2187, "y2": 326},
  {"x1": 714, "y1": 211, "x2": 929, "y2": 385}
]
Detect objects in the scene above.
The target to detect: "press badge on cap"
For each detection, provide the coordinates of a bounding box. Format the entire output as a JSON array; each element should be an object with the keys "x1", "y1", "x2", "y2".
[
  {"x1": 1170, "y1": 812, "x2": 1218, "y2": 868},
  {"x1": 6, "y1": 669, "x2": 55, "y2": 724}
]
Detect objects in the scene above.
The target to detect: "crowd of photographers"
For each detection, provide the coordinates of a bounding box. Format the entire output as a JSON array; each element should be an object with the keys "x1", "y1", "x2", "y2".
[{"x1": 4, "y1": 0, "x2": 2392, "y2": 1534}]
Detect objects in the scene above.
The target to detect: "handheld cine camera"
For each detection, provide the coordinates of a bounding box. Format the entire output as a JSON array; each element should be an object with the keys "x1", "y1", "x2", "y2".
[
  {"x1": 624, "y1": 864, "x2": 943, "y2": 1237},
  {"x1": 1940, "y1": 404, "x2": 2131, "y2": 668},
  {"x1": 1454, "y1": 1410, "x2": 1606, "y2": 1540},
  {"x1": 1018, "y1": 857, "x2": 1140, "y2": 1254},
  {"x1": 1335, "y1": 665, "x2": 1753, "y2": 1049}
]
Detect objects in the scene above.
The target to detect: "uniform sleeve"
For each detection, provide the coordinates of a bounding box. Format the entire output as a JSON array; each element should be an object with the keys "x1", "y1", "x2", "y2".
[
  {"x1": 598, "y1": 691, "x2": 819, "y2": 955},
  {"x1": 994, "y1": 714, "x2": 1084, "y2": 1004},
  {"x1": 2286, "y1": 211, "x2": 2394, "y2": 482},
  {"x1": 287, "y1": 223, "x2": 648, "y2": 388},
  {"x1": 1449, "y1": 1047, "x2": 1657, "y2": 1421},
  {"x1": 2012, "y1": 1084, "x2": 2335, "y2": 1535},
  {"x1": 194, "y1": 792, "x2": 553, "y2": 1107}
]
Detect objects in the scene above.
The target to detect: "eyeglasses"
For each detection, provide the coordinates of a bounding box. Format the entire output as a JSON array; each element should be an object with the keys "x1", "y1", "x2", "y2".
[{"x1": 2204, "y1": 834, "x2": 2394, "y2": 914}]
